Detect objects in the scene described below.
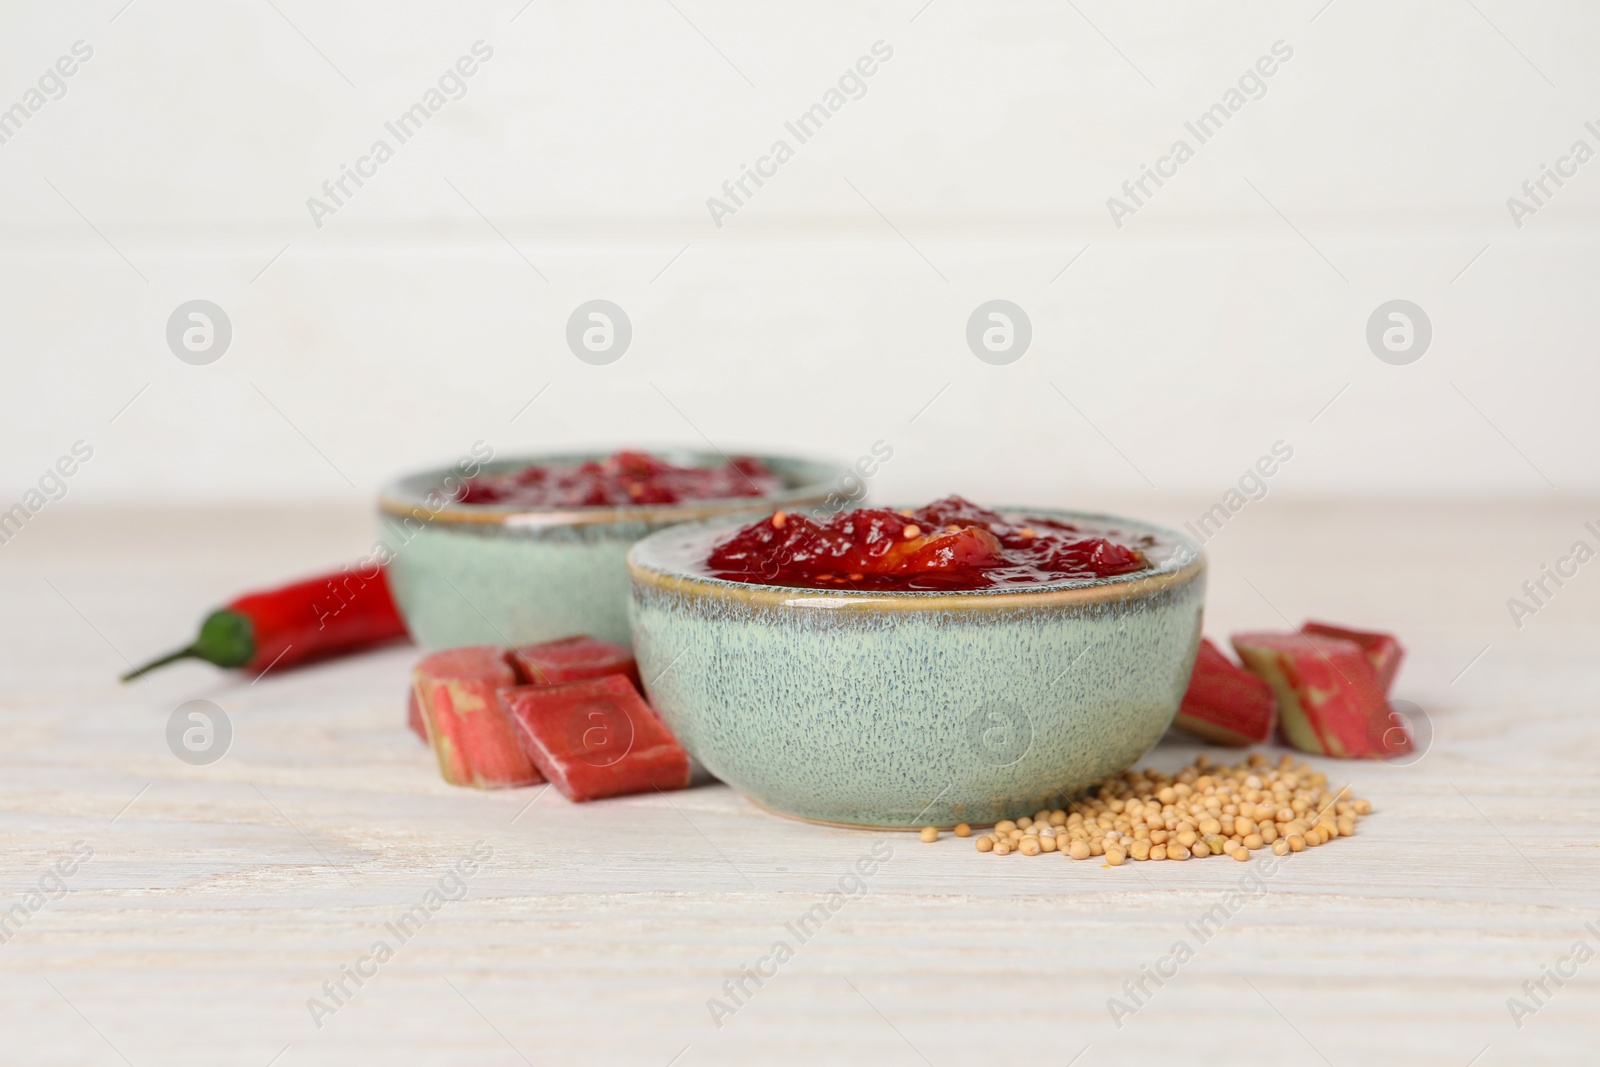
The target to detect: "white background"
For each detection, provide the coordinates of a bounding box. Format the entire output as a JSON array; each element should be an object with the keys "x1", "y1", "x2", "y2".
[{"x1": 3, "y1": 0, "x2": 1597, "y2": 509}]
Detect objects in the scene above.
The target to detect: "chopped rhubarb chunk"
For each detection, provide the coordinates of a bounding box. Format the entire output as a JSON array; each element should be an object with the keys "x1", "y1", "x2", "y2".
[
  {"x1": 1231, "y1": 631, "x2": 1408, "y2": 759},
  {"x1": 413, "y1": 646, "x2": 543, "y2": 788},
  {"x1": 498, "y1": 674, "x2": 690, "y2": 801},
  {"x1": 1173, "y1": 638, "x2": 1277, "y2": 746},
  {"x1": 407, "y1": 688, "x2": 427, "y2": 742},
  {"x1": 1301, "y1": 621, "x2": 1405, "y2": 693},
  {"x1": 508, "y1": 635, "x2": 642, "y2": 691}
]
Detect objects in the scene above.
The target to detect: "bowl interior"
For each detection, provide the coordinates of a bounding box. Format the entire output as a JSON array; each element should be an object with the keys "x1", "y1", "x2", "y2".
[
  {"x1": 628, "y1": 506, "x2": 1201, "y2": 599},
  {"x1": 380, "y1": 449, "x2": 848, "y2": 523}
]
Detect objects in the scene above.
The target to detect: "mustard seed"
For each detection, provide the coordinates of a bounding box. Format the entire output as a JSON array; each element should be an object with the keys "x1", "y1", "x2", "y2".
[
  {"x1": 970, "y1": 753, "x2": 1373, "y2": 867},
  {"x1": 920, "y1": 826, "x2": 939, "y2": 843},
  {"x1": 955, "y1": 823, "x2": 972, "y2": 838}
]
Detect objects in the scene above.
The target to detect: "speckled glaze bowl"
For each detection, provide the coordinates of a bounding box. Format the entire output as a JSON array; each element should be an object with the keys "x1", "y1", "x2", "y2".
[
  {"x1": 380, "y1": 451, "x2": 844, "y2": 649},
  {"x1": 627, "y1": 510, "x2": 1205, "y2": 829}
]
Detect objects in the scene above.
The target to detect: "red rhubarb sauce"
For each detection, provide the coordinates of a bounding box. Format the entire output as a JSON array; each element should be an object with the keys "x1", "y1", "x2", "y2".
[
  {"x1": 456, "y1": 451, "x2": 783, "y2": 507},
  {"x1": 704, "y1": 496, "x2": 1152, "y2": 591}
]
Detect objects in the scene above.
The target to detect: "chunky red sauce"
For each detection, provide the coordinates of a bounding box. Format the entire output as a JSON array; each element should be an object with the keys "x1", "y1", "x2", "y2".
[
  {"x1": 704, "y1": 496, "x2": 1151, "y2": 591},
  {"x1": 456, "y1": 451, "x2": 783, "y2": 507}
]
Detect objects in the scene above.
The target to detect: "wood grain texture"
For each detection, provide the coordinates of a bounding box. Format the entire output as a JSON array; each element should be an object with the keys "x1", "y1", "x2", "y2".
[{"x1": 2, "y1": 501, "x2": 1598, "y2": 1066}]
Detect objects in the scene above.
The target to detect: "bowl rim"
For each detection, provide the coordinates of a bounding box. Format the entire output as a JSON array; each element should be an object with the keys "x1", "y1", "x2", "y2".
[
  {"x1": 378, "y1": 449, "x2": 849, "y2": 528},
  {"x1": 627, "y1": 506, "x2": 1206, "y2": 611}
]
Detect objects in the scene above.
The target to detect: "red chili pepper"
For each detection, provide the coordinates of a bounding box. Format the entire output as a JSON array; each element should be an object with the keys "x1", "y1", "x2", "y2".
[{"x1": 121, "y1": 565, "x2": 410, "y2": 681}]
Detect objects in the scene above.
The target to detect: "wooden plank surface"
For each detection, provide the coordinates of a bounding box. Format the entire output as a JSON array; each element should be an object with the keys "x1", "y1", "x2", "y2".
[{"x1": 2, "y1": 500, "x2": 1597, "y2": 1066}]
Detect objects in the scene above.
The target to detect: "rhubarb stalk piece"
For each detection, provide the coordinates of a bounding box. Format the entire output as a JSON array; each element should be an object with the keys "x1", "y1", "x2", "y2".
[
  {"x1": 499, "y1": 674, "x2": 690, "y2": 801},
  {"x1": 508, "y1": 636, "x2": 642, "y2": 690},
  {"x1": 1173, "y1": 638, "x2": 1277, "y2": 746},
  {"x1": 413, "y1": 646, "x2": 543, "y2": 788},
  {"x1": 1231, "y1": 631, "x2": 1407, "y2": 759},
  {"x1": 1300, "y1": 621, "x2": 1404, "y2": 693}
]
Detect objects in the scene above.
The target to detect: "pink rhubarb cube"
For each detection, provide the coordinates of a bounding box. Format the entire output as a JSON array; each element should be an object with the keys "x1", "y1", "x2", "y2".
[
  {"x1": 508, "y1": 635, "x2": 642, "y2": 691},
  {"x1": 1173, "y1": 638, "x2": 1277, "y2": 746},
  {"x1": 498, "y1": 674, "x2": 690, "y2": 801},
  {"x1": 413, "y1": 646, "x2": 543, "y2": 788},
  {"x1": 407, "y1": 687, "x2": 427, "y2": 742},
  {"x1": 1301, "y1": 621, "x2": 1405, "y2": 693},
  {"x1": 1231, "y1": 631, "x2": 1408, "y2": 759}
]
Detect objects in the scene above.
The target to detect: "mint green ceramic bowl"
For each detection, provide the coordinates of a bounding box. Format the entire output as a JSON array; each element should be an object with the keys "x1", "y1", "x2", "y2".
[
  {"x1": 379, "y1": 451, "x2": 844, "y2": 650},
  {"x1": 627, "y1": 510, "x2": 1205, "y2": 829}
]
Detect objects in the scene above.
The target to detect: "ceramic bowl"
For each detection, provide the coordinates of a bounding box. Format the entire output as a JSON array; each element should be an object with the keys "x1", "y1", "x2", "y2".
[
  {"x1": 379, "y1": 451, "x2": 844, "y2": 649},
  {"x1": 627, "y1": 509, "x2": 1205, "y2": 829}
]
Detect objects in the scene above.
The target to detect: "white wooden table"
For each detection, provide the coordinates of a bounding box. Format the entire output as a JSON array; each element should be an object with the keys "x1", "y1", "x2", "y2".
[{"x1": 3, "y1": 500, "x2": 1597, "y2": 1066}]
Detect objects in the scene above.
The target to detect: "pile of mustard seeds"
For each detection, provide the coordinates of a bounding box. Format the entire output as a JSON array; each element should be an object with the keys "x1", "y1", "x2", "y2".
[{"x1": 922, "y1": 753, "x2": 1370, "y2": 863}]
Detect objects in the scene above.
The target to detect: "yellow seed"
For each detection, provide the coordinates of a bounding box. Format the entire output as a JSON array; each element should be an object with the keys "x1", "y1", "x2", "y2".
[
  {"x1": 955, "y1": 823, "x2": 972, "y2": 838},
  {"x1": 1231, "y1": 846, "x2": 1251, "y2": 862},
  {"x1": 1150, "y1": 844, "x2": 1167, "y2": 861},
  {"x1": 1019, "y1": 837, "x2": 1042, "y2": 857},
  {"x1": 1260, "y1": 823, "x2": 1278, "y2": 844},
  {"x1": 920, "y1": 826, "x2": 939, "y2": 843},
  {"x1": 1244, "y1": 833, "x2": 1264, "y2": 851},
  {"x1": 995, "y1": 820, "x2": 1016, "y2": 834},
  {"x1": 1204, "y1": 834, "x2": 1229, "y2": 855},
  {"x1": 1191, "y1": 840, "x2": 1210, "y2": 858},
  {"x1": 1337, "y1": 817, "x2": 1356, "y2": 837},
  {"x1": 1034, "y1": 809, "x2": 1052, "y2": 823},
  {"x1": 1040, "y1": 834, "x2": 1058, "y2": 853},
  {"x1": 1129, "y1": 840, "x2": 1151, "y2": 861},
  {"x1": 1105, "y1": 846, "x2": 1126, "y2": 866},
  {"x1": 1353, "y1": 798, "x2": 1372, "y2": 816},
  {"x1": 1272, "y1": 838, "x2": 1290, "y2": 856},
  {"x1": 1199, "y1": 817, "x2": 1222, "y2": 836},
  {"x1": 993, "y1": 841, "x2": 1012, "y2": 856},
  {"x1": 1168, "y1": 844, "x2": 1191, "y2": 861},
  {"x1": 976, "y1": 836, "x2": 994, "y2": 853},
  {"x1": 1287, "y1": 834, "x2": 1306, "y2": 852},
  {"x1": 1177, "y1": 830, "x2": 1198, "y2": 848},
  {"x1": 1049, "y1": 810, "x2": 1067, "y2": 826},
  {"x1": 1089, "y1": 839, "x2": 1105, "y2": 856},
  {"x1": 1149, "y1": 829, "x2": 1168, "y2": 845}
]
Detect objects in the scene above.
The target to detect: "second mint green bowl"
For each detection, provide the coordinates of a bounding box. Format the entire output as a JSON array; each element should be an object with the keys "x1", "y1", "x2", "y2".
[
  {"x1": 380, "y1": 451, "x2": 844, "y2": 649},
  {"x1": 627, "y1": 510, "x2": 1206, "y2": 829}
]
